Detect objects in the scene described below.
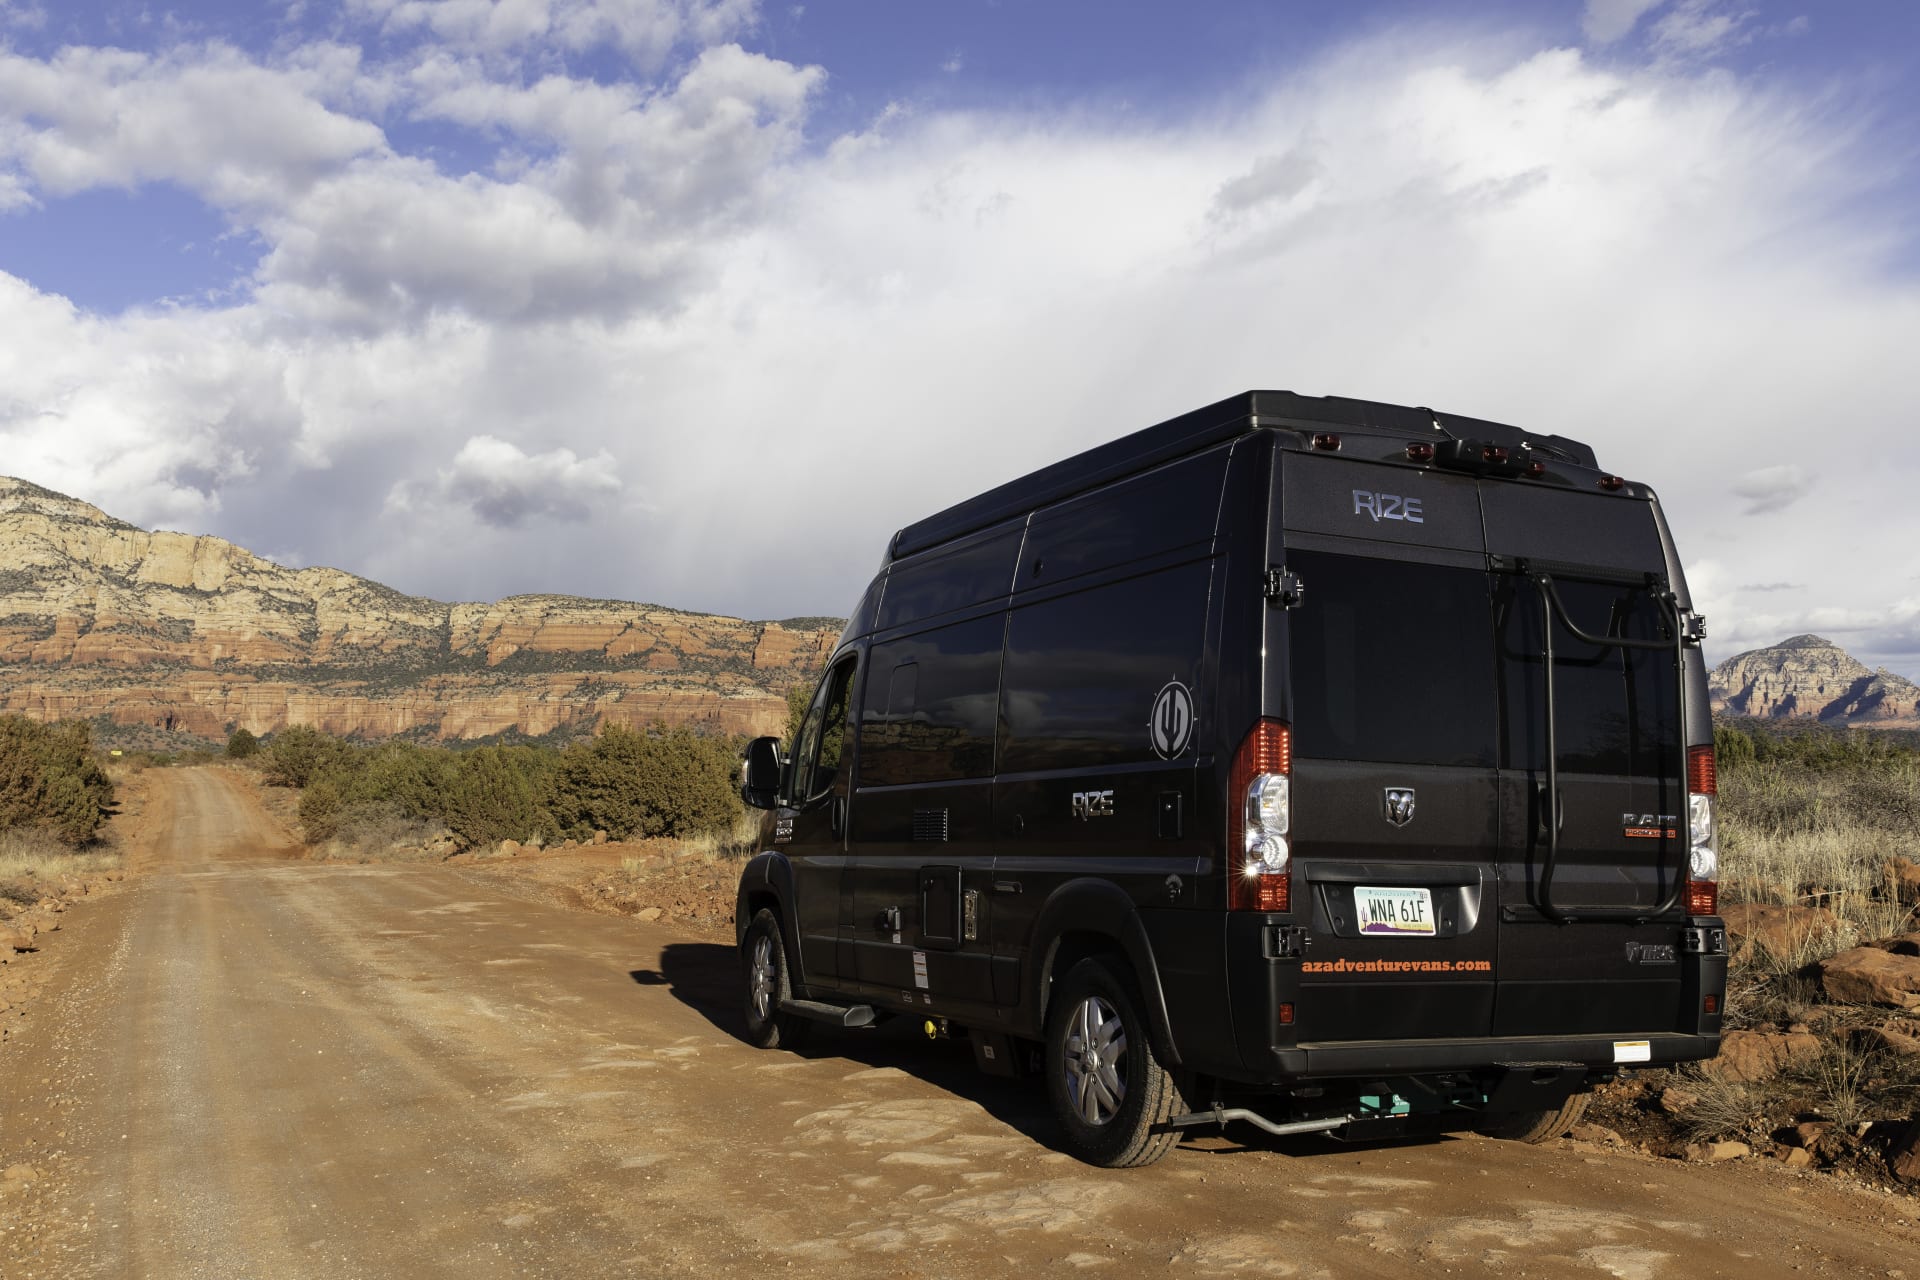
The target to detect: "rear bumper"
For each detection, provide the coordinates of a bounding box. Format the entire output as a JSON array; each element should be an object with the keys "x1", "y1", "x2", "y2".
[{"x1": 1260, "y1": 1030, "x2": 1719, "y2": 1080}]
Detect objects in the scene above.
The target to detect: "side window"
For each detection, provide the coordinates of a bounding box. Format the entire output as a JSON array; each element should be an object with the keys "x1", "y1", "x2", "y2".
[
  {"x1": 1287, "y1": 550, "x2": 1497, "y2": 767},
  {"x1": 790, "y1": 657, "x2": 857, "y2": 801},
  {"x1": 999, "y1": 563, "x2": 1211, "y2": 774},
  {"x1": 859, "y1": 614, "x2": 1003, "y2": 786}
]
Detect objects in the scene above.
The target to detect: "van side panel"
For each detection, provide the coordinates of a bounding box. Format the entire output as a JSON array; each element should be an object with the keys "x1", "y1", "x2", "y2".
[
  {"x1": 840, "y1": 523, "x2": 1022, "y2": 1015},
  {"x1": 990, "y1": 446, "x2": 1232, "y2": 1034}
]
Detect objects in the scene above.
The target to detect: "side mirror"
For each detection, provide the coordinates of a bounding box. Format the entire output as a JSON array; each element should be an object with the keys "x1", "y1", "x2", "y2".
[{"x1": 740, "y1": 736, "x2": 786, "y2": 810}]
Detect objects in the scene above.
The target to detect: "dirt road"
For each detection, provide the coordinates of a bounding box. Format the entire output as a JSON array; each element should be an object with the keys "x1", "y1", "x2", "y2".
[{"x1": 5, "y1": 768, "x2": 1920, "y2": 1279}]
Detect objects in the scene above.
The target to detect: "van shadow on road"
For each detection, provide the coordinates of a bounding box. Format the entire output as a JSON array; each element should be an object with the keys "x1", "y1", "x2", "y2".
[
  {"x1": 637, "y1": 941, "x2": 1061, "y2": 1151},
  {"x1": 633, "y1": 940, "x2": 1458, "y2": 1165}
]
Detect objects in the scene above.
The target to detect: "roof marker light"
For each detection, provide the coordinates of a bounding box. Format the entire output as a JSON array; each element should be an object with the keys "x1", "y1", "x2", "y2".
[
  {"x1": 1599, "y1": 475, "x2": 1626, "y2": 492},
  {"x1": 1525, "y1": 461, "x2": 1546, "y2": 478},
  {"x1": 1406, "y1": 443, "x2": 1435, "y2": 463},
  {"x1": 1312, "y1": 433, "x2": 1341, "y2": 451}
]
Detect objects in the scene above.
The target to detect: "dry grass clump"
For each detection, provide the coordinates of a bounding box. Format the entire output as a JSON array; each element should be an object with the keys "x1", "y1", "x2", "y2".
[
  {"x1": 1720, "y1": 748, "x2": 1920, "y2": 958},
  {"x1": 1672, "y1": 1069, "x2": 1758, "y2": 1141},
  {"x1": 673, "y1": 812, "x2": 764, "y2": 862},
  {"x1": 0, "y1": 828, "x2": 123, "y2": 921},
  {"x1": 0, "y1": 826, "x2": 122, "y2": 892}
]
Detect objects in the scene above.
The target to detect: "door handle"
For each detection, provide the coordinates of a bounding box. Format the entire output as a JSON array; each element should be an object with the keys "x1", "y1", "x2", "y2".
[
  {"x1": 831, "y1": 794, "x2": 847, "y2": 838},
  {"x1": 993, "y1": 880, "x2": 1023, "y2": 895}
]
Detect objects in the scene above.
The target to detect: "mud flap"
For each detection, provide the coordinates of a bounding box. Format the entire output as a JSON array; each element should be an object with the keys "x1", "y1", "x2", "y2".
[{"x1": 1484, "y1": 1062, "x2": 1586, "y2": 1113}]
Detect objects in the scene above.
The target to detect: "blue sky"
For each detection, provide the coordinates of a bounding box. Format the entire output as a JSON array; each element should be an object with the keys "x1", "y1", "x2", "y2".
[{"x1": 1, "y1": 0, "x2": 1918, "y2": 676}]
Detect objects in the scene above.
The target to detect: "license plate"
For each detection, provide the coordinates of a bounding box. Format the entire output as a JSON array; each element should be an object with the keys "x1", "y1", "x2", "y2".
[{"x1": 1354, "y1": 886, "x2": 1435, "y2": 937}]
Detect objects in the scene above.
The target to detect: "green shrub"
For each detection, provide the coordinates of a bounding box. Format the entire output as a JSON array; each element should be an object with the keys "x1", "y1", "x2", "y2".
[
  {"x1": 0, "y1": 716, "x2": 115, "y2": 846},
  {"x1": 549, "y1": 723, "x2": 743, "y2": 841},
  {"x1": 226, "y1": 728, "x2": 260, "y2": 759},
  {"x1": 268, "y1": 721, "x2": 746, "y2": 851},
  {"x1": 442, "y1": 746, "x2": 553, "y2": 848},
  {"x1": 299, "y1": 775, "x2": 347, "y2": 841},
  {"x1": 263, "y1": 725, "x2": 349, "y2": 788}
]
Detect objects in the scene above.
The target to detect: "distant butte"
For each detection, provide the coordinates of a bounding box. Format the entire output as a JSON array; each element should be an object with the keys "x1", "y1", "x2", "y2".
[
  {"x1": 1710, "y1": 634, "x2": 1920, "y2": 729},
  {"x1": 0, "y1": 477, "x2": 838, "y2": 742}
]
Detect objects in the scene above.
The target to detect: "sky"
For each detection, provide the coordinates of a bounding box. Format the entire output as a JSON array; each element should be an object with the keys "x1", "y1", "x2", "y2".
[{"x1": 0, "y1": 0, "x2": 1917, "y2": 677}]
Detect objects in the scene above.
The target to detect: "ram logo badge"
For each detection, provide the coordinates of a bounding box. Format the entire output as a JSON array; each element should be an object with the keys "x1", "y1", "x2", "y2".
[{"x1": 1384, "y1": 787, "x2": 1416, "y2": 827}]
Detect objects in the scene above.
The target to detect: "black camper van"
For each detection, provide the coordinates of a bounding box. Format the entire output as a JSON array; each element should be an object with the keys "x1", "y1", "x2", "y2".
[{"x1": 734, "y1": 391, "x2": 1725, "y2": 1167}]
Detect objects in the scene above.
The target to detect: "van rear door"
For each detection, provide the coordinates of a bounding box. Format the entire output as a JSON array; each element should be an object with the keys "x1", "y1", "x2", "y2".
[
  {"x1": 1279, "y1": 456, "x2": 1501, "y2": 1042},
  {"x1": 1484, "y1": 486, "x2": 1692, "y2": 1038}
]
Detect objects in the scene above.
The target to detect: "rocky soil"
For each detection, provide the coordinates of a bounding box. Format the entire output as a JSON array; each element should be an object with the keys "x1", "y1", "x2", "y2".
[{"x1": 10, "y1": 766, "x2": 1920, "y2": 1279}]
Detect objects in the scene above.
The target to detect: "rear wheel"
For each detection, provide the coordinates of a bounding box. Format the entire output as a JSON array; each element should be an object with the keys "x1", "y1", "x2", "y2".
[
  {"x1": 1044, "y1": 957, "x2": 1184, "y2": 1168},
  {"x1": 1477, "y1": 1091, "x2": 1590, "y2": 1143},
  {"x1": 742, "y1": 908, "x2": 811, "y2": 1051}
]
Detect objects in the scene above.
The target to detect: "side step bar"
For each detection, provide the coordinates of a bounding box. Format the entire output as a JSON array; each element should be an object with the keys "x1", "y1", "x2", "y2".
[
  {"x1": 1163, "y1": 1107, "x2": 1355, "y2": 1138},
  {"x1": 779, "y1": 998, "x2": 877, "y2": 1028}
]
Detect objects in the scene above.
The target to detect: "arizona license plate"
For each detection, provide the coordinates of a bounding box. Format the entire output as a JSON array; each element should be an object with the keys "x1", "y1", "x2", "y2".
[{"x1": 1354, "y1": 886, "x2": 1436, "y2": 937}]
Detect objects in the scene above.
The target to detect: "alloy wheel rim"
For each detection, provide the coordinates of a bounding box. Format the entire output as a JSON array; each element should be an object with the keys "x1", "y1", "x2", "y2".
[
  {"x1": 1062, "y1": 993, "x2": 1128, "y2": 1125},
  {"x1": 750, "y1": 935, "x2": 775, "y2": 1021}
]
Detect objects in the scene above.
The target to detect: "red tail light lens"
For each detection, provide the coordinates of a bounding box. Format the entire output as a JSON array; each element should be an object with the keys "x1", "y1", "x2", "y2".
[
  {"x1": 1229, "y1": 720, "x2": 1292, "y2": 912},
  {"x1": 1687, "y1": 745, "x2": 1718, "y2": 914},
  {"x1": 1688, "y1": 745, "x2": 1717, "y2": 795}
]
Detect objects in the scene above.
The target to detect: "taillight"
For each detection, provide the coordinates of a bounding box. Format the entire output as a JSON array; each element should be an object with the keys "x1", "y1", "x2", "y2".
[
  {"x1": 1687, "y1": 744, "x2": 1717, "y2": 916},
  {"x1": 1229, "y1": 720, "x2": 1292, "y2": 911}
]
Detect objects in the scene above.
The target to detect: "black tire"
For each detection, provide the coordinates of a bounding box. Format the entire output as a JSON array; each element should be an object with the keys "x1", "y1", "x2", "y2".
[
  {"x1": 1477, "y1": 1091, "x2": 1590, "y2": 1143},
  {"x1": 1043, "y1": 957, "x2": 1185, "y2": 1168},
  {"x1": 742, "y1": 908, "x2": 811, "y2": 1051}
]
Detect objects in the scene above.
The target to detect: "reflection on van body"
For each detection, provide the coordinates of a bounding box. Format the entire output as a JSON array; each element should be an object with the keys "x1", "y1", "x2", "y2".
[{"x1": 735, "y1": 390, "x2": 1725, "y2": 1167}]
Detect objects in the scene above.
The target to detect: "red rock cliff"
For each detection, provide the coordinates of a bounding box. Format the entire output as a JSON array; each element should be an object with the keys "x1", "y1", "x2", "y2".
[{"x1": 0, "y1": 477, "x2": 838, "y2": 741}]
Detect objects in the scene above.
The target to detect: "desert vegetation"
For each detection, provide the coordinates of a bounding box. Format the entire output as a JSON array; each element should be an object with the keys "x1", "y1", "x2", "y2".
[
  {"x1": 1595, "y1": 724, "x2": 1920, "y2": 1181},
  {"x1": 0, "y1": 715, "x2": 114, "y2": 849},
  {"x1": 255, "y1": 721, "x2": 747, "y2": 859},
  {"x1": 0, "y1": 715, "x2": 119, "y2": 962}
]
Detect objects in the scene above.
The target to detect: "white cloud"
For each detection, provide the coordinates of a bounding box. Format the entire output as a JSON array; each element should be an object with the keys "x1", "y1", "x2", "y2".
[
  {"x1": 390, "y1": 434, "x2": 625, "y2": 527},
  {"x1": 0, "y1": 43, "x2": 386, "y2": 210},
  {"x1": 0, "y1": 3, "x2": 45, "y2": 32},
  {"x1": 1582, "y1": 0, "x2": 1668, "y2": 45},
  {"x1": 1648, "y1": 0, "x2": 1756, "y2": 61},
  {"x1": 0, "y1": 24, "x2": 1916, "y2": 681},
  {"x1": 349, "y1": 0, "x2": 758, "y2": 68},
  {"x1": 1730, "y1": 464, "x2": 1812, "y2": 515}
]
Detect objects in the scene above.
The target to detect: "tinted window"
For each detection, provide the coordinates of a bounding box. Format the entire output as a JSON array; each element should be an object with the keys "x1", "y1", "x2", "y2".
[
  {"x1": 1016, "y1": 449, "x2": 1226, "y2": 589},
  {"x1": 790, "y1": 658, "x2": 856, "y2": 800},
  {"x1": 1288, "y1": 550, "x2": 1497, "y2": 767},
  {"x1": 999, "y1": 562, "x2": 1212, "y2": 774},
  {"x1": 1496, "y1": 576, "x2": 1678, "y2": 777},
  {"x1": 876, "y1": 526, "x2": 1022, "y2": 631},
  {"x1": 859, "y1": 615, "x2": 1003, "y2": 785}
]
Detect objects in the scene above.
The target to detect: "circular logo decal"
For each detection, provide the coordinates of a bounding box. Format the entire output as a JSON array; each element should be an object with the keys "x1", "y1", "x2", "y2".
[{"x1": 1149, "y1": 680, "x2": 1195, "y2": 759}]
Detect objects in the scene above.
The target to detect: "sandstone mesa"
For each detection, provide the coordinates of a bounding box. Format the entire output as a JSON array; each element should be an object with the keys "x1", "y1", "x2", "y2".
[{"x1": 0, "y1": 477, "x2": 837, "y2": 742}]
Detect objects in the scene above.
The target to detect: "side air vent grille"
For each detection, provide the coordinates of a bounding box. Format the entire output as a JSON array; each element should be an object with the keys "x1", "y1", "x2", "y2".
[{"x1": 913, "y1": 809, "x2": 950, "y2": 842}]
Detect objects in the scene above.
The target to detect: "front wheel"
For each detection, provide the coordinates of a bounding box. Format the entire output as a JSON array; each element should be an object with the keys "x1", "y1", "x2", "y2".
[
  {"x1": 1044, "y1": 957, "x2": 1184, "y2": 1168},
  {"x1": 741, "y1": 908, "x2": 811, "y2": 1051}
]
